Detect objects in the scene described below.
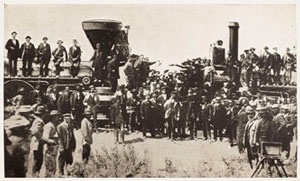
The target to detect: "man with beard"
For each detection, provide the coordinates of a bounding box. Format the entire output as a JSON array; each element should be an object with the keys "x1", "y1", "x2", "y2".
[
  {"x1": 37, "y1": 37, "x2": 51, "y2": 77},
  {"x1": 70, "y1": 85, "x2": 85, "y2": 129},
  {"x1": 83, "y1": 85, "x2": 99, "y2": 131},
  {"x1": 57, "y1": 86, "x2": 72, "y2": 114}
]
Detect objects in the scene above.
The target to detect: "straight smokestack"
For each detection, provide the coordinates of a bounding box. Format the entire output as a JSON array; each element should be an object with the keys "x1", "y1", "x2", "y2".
[{"x1": 228, "y1": 22, "x2": 239, "y2": 63}]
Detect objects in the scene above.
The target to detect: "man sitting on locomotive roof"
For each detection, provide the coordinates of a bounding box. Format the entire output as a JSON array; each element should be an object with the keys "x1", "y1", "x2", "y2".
[
  {"x1": 69, "y1": 39, "x2": 81, "y2": 77},
  {"x1": 20, "y1": 36, "x2": 36, "y2": 77},
  {"x1": 90, "y1": 43, "x2": 106, "y2": 84},
  {"x1": 52, "y1": 40, "x2": 68, "y2": 76},
  {"x1": 37, "y1": 37, "x2": 51, "y2": 77}
]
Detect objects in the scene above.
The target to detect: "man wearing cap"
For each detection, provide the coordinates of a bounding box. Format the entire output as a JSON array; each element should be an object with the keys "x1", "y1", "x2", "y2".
[
  {"x1": 69, "y1": 39, "x2": 81, "y2": 77},
  {"x1": 57, "y1": 113, "x2": 76, "y2": 176},
  {"x1": 212, "y1": 40, "x2": 225, "y2": 65},
  {"x1": 42, "y1": 110, "x2": 62, "y2": 177},
  {"x1": 271, "y1": 47, "x2": 283, "y2": 85},
  {"x1": 30, "y1": 105, "x2": 46, "y2": 177},
  {"x1": 258, "y1": 46, "x2": 272, "y2": 85},
  {"x1": 52, "y1": 40, "x2": 68, "y2": 76},
  {"x1": 282, "y1": 47, "x2": 296, "y2": 85},
  {"x1": 37, "y1": 37, "x2": 51, "y2": 77},
  {"x1": 5, "y1": 31, "x2": 20, "y2": 76},
  {"x1": 20, "y1": 36, "x2": 35, "y2": 77},
  {"x1": 81, "y1": 108, "x2": 94, "y2": 162}
]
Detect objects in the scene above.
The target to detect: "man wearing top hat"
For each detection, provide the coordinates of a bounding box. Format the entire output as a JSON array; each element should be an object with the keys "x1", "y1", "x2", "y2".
[
  {"x1": 5, "y1": 31, "x2": 20, "y2": 76},
  {"x1": 37, "y1": 37, "x2": 51, "y2": 77},
  {"x1": 69, "y1": 39, "x2": 81, "y2": 77},
  {"x1": 57, "y1": 113, "x2": 76, "y2": 176},
  {"x1": 20, "y1": 36, "x2": 35, "y2": 77},
  {"x1": 42, "y1": 110, "x2": 62, "y2": 177},
  {"x1": 30, "y1": 105, "x2": 47, "y2": 177},
  {"x1": 52, "y1": 40, "x2": 68, "y2": 76},
  {"x1": 81, "y1": 107, "x2": 94, "y2": 162}
]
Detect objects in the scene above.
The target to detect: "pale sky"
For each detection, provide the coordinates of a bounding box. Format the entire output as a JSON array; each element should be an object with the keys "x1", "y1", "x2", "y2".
[{"x1": 4, "y1": 4, "x2": 297, "y2": 71}]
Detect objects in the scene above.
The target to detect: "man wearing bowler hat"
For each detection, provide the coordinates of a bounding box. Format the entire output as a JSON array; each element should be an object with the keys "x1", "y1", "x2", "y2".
[
  {"x1": 20, "y1": 36, "x2": 35, "y2": 77},
  {"x1": 37, "y1": 37, "x2": 51, "y2": 77},
  {"x1": 5, "y1": 31, "x2": 20, "y2": 76}
]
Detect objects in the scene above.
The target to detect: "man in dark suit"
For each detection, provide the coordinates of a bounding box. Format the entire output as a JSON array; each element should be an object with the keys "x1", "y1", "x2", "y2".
[
  {"x1": 57, "y1": 113, "x2": 76, "y2": 176},
  {"x1": 37, "y1": 37, "x2": 51, "y2": 77},
  {"x1": 271, "y1": 47, "x2": 283, "y2": 85},
  {"x1": 107, "y1": 54, "x2": 120, "y2": 93},
  {"x1": 69, "y1": 39, "x2": 81, "y2": 77},
  {"x1": 57, "y1": 87, "x2": 72, "y2": 114},
  {"x1": 140, "y1": 94, "x2": 152, "y2": 138},
  {"x1": 258, "y1": 46, "x2": 272, "y2": 85},
  {"x1": 20, "y1": 36, "x2": 35, "y2": 77},
  {"x1": 212, "y1": 40, "x2": 225, "y2": 65},
  {"x1": 5, "y1": 31, "x2": 20, "y2": 76},
  {"x1": 70, "y1": 85, "x2": 84, "y2": 129}
]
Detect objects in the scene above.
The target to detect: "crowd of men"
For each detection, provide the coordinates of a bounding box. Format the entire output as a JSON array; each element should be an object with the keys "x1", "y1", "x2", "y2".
[{"x1": 4, "y1": 34, "x2": 298, "y2": 178}]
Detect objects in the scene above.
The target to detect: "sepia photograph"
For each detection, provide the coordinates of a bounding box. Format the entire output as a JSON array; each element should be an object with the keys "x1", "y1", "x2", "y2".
[{"x1": 1, "y1": 1, "x2": 299, "y2": 179}]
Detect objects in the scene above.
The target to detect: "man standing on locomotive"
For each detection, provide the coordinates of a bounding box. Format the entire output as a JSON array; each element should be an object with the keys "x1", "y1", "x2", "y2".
[
  {"x1": 5, "y1": 31, "x2": 20, "y2": 77},
  {"x1": 37, "y1": 37, "x2": 51, "y2": 77},
  {"x1": 52, "y1": 40, "x2": 68, "y2": 76},
  {"x1": 20, "y1": 36, "x2": 35, "y2": 77},
  {"x1": 90, "y1": 43, "x2": 105, "y2": 83},
  {"x1": 69, "y1": 39, "x2": 81, "y2": 77},
  {"x1": 107, "y1": 54, "x2": 120, "y2": 93}
]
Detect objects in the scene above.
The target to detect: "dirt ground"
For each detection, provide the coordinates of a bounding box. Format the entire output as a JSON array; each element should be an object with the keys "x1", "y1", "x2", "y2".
[
  {"x1": 73, "y1": 130, "x2": 297, "y2": 177},
  {"x1": 33, "y1": 129, "x2": 297, "y2": 178}
]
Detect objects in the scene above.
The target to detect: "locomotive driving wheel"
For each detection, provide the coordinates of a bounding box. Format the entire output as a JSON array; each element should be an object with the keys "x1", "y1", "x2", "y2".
[{"x1": 4, "y1": 80, "x2": 35, "y2": 105}]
